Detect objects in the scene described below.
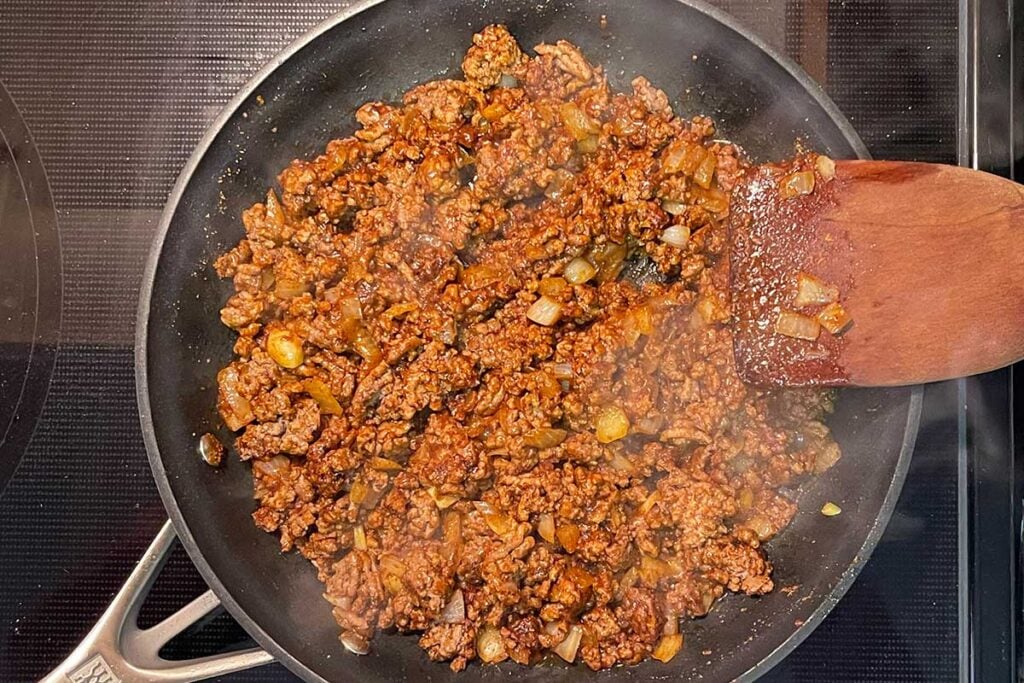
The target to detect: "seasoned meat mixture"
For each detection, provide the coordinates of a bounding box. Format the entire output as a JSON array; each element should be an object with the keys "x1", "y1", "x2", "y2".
[{"x1": 213, "y1": 25, "x2": 841, "y2": 671}]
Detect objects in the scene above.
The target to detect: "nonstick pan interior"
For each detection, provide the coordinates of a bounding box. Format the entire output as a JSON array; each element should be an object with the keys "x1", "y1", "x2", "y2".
[{"x1": 138, "y1": 0, "x2": 921, "y2": 680}]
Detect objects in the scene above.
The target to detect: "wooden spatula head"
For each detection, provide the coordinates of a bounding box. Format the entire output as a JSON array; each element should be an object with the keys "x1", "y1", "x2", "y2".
[{"x1": 729, "y1": 157, "x2": 1024, "y2": 387}]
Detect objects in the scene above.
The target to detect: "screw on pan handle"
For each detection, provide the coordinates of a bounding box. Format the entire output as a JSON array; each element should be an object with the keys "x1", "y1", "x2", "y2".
[{"x1": 41, "y1": 520, "x2": 274, "y2": 683}]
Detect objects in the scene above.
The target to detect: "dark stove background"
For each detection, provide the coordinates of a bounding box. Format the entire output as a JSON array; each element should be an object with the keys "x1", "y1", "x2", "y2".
[{"x1": 0, "y1": 1, "x2": 962, "y2": 680}]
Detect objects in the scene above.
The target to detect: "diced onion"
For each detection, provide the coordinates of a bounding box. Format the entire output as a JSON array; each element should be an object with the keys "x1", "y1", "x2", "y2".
[
  {"x1": 353, "y1": 525, "x2": 367, "y2": 550},
  {"x1": 539, "y1": 277, "x2": 568, "y2": 297},
  {"x1": 662, "y1": 612, "x2": 680, "y2": 636},
  {"x1": 638, "y1": 490, "x2": 661, "y2": 515},
  {"x1": 537, "y1": 513, "x2": 556, "y2": 543},
  {"x1": 274, "y1": 278, "x2": 308, "y2": 299},
  {"x1": 523, "y1": 427, "x2": 568, "y2": 449},
  {"x1": 652, "y1": 634, "x2": 683, "y2": 663},
  {"x1": 779, "y1": 170, "x2": 815, "y2": 199},
  {"x1": 693, "y1": 153, "x2": 717, "y2": 189},
  {"x1": 633, "y1": 415, "x2": 664, "y2": 435},
  {"x1": 639, "y1": 554, "x2": 674, "y2": 583},
  {"x1": 815, "y1": 154, "x2": 836, "y2": 181},
  {"x1": 661, "y1": 199, "x2": 687, "y2": 216},
  {"x1": 266, "y1": 329, "x2": 304, "y2": 368},
  {"x1": 198, "y1": 432, "x2": 223, "y2": 467},
  {"x1": 440, "y1": 589, "x2": 466, "y2": 623},
  {"x1": 737, "y1": 487, "x2": 755, "y2": 510},
  {"x1": 821, "y1": 501, "x2": 842, "y2": 516},
  {"x1": 576, "y1": 134, "x2": 599, "y2": 154},
  {"x1": 253, "y1": 455, "x2": 289, "y2": 477},
  {"x1": 775, "y1": 311, "x2": 821, "y2": 341},
  {"x1": 556, "y1": 522, "x2": 581, "y2": 553},
  {"x1": 591, "y1": 243, "x2": 627, "y2": 282},
  {"x1": 498, "y1": 73, "x2": 519, "y2": 88},
  {"x1": 477, "y1": 625, "x2": 507, "y2": 663},
  {"x1": 813, "y1": 442, "x2": 841, "y2": 474},
  {"x1": 380, "y1": 553, "x2": 407, "y2": 578},
  {"x1": 663, "y1": 141, "x2": 707, "y2": 175},
  {"x1": 474, "y1": 501, "x2": 515, "y2": 536},
  {"x1": 303, "y1": 378, "x2": 344, "y2": 416},
  {"x1": 350, "y1": 327, "x2": 382, "y2": 365},
  {"x1": 265, "y1": 190, "x2": 286, "y2": 230},
  {"x1": 553, "y1": 625, "x2": 583, "y2": 663},
  {"x1": 559, "y1": 102, "x2": 600, "y2": 141},
  {"x1": 218, "y1": 366, "x2": 254, "y2": 431},
  {"x1": 368, "y1": 456, "x2": 403, "y2": 471},
  {"x1": 660, "y1": 224, "x2": 691, "y2": 248},
  {"x1": 564, "y1": 257, "x2": 597, "y2": 284},
  {"x1": 349, "y1": 478, "x2": 368, "y2": 506},
  {"x1": 794, "y1": 272, "x2": 839, "y2": 307},
  {"x1": 746, "y1": 515, "x2": 773, "y2": 540},
  {"x1": 595, "y1": 406, "x2": 630, "y2": 443},
  {"x1": 609, "y1": 453, "x2": 636, "y2": 473},
  {"x1": 693, "y1": 187, "x2": 729, "y2": 213},
  {"x1": 461, "y1": 264, "x2": 501, "y2": 289},
  {"x1": 550, "y1": 362, "x2": 574, "y2": 380},
  {"x1": 443, "y1": 510, "x2": 463, "y2": 555},
  {"x1": 428, "y1": 486, "x2": 460, "y2": 509},
  {"x1": 340, "y1": 630, "x2": 370, "y2": 656},
  {"x1": 624, "y1": 305, "x2": 654, "y2": 346},
  {"x1": 527, "y1": 295, "x2": 563, "y2": 326},
  {"x1": 817, "y1": 302, "x2": 853, "y2": 335},
  {"x1": 481, "y1": 102, "x2": 508, "y2": 121}
]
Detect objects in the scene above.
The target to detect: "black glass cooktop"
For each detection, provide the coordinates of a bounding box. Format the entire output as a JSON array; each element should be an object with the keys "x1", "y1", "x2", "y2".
[{"x1": 0, "y1": 1, "x2": 1016, "y2": 681}]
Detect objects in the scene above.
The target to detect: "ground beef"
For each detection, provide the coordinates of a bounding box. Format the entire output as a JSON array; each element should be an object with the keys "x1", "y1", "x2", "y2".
[{"x1": 213, "y1": 25, "x2": 841, "y2": 671}]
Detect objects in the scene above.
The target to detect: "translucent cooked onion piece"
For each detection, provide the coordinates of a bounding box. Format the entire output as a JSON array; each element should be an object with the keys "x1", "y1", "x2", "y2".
[
  {"x1": 440, "y1": 589, "x2": 466, "y2": 623},
  {"x1": 302, "y1": 378, "x2": 344, "y2": 416},
  {"x1": 813, "y1": 442, "x2": 842, "y2": 474},
  {"x1": 660, "y1": 199, "x2": 687, "y2": 216},
  {"x1": 538, "y1": 277, "x2": 568, "y2": 297},
  {"x1": 340, "y1": 630, "x2": 370, "y2": 656},
  {"x1": 775, "y1": 311, "x2": 821, "y2": 341},
  {"x1": 817, "y1": 301, "x2": 853, "y2": 335},
  {"x1": 815, "y1": 154, "x2": 837, "y2": 181},
  {"x1": 563, "y1": 257, "x2": 597, "y2": 284},
  {"x1": 553, "y1": 624, "x2": 584, "y2": 663},
  {"x1": 353, "y1": 525, "x2": 367, "y2": 550},
  {"x1": 274, "y1": 278, "x2": 308, "y2": 299},
  {"x1": 368, "y1": 456, "x2": 403, "y2": 471},
  {"x1": 523, "y1": 427, "x2": 568, "y2": 449},
  {"x1": 537, "y1": 512, "x2": 556, "y2": 543},
  {"x1": 550, "y1": 362, "x2": 574, "y2": 380},
  {"x1": 692, "y1": 153, "x2": 717, "y2": 189},
  {"x1": 559, "y1": 102, "x2": 601, "y2": 141},
  {"x1": 556, "y1": 522, "x2": 581, "y2": 553},
  {"x1": 660, "y1": 224, "x2": 691, "y2": 248},
  {"x1": 527, "y1": 295, "x2": 563, "y2": 326},
  {"x1": 474, "y1": 501, "x2": 515, "y2": 536},
  {"x1": 595, "y1": 406, "x2": 630, "y2": 443},
  {"x1": 652, "y1": 634, "x2": 683, "y2": 663},
  {"x1": 793, "y1": 272, "x2": 839, "y2": 307},
  {"x1": 477, "y1": 625, "x2": 507, "y2": 663},
  {"x1": 266, "y1": 329, "x2": 304, "y2": 368},
  {"x1": 428, "y1": 486, "x2": 460, "y2": 509},
  {"x1": 218, "y1": 366, "x2": 254, "y2": 431},
  {"x1": 779, "y1": 170, "x2": 815, "y2": 199},
  {"x1": 821, "y1": 501, "x2": 842, "y2": 516}
]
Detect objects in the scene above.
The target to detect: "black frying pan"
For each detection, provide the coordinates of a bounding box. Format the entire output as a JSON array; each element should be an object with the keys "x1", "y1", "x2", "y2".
[{"x1": 134, "y1": 0, "x2": 922, "y2": 680}]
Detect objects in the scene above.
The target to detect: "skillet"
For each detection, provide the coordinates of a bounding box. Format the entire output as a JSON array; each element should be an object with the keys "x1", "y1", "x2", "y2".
[{"x1": 55, "y1": 0, "x2": 923, "y2": 680}]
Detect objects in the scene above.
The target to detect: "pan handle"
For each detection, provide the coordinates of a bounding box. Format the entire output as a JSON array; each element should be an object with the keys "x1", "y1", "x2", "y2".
[{"x1": 41, "y1": 520, "x2": 274, "y2": 683}]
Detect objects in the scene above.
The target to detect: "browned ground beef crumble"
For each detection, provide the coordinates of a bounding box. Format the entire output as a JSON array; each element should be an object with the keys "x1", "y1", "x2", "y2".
[{"x1": 213, "y1": 25, "x2": 841, "y2": 671}]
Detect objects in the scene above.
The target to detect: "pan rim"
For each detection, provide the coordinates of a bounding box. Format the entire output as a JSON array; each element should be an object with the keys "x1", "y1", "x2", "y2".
[{"x1": 134, "y1": 1, "x2": 916, "y2": 681}]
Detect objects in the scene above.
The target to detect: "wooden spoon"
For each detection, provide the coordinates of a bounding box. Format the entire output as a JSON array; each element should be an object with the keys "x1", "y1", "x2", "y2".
[{"x1": 728, "y1": 157, "x2": 1024, "y2": 386}]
